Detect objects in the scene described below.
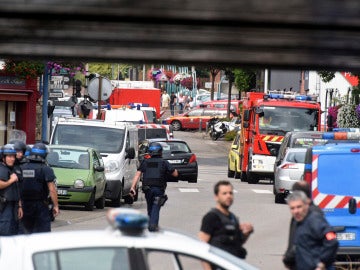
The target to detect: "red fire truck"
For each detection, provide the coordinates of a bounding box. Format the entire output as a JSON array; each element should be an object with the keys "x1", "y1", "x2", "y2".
[
  {"x1": 238, "y1": 91, "x2": 321, "y2": 184},
  {"x1": 109, "y1": 87, "x2": 161, "y2": 119}
]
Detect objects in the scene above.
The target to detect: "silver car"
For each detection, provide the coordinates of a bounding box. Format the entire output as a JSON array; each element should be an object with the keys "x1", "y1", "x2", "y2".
[{"x1": 274, "y1": 148, "x2": 307, "y2": 203}]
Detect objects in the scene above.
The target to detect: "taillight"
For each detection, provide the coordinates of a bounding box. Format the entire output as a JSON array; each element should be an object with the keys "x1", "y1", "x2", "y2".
[
  {"x1": 280, "y1": 163, "x2": 298, "y2": 169},
  {"x1": 189, "y1": 154, "x2": 197, "y2": 163}
]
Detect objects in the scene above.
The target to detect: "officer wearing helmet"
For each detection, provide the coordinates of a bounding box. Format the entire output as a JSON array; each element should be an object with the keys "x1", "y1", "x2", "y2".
[
  {"x1": 0, "y1": 144, "x2": 23, "y2": 235},
  {"x1": 10, "y1": 140, "x2": 28, "y2": 165},
  {"x1": 20, "y1": 142, "x2": 59, "y2": 233},
  {"x1": 130, "y1": 142, "x2": 178, "y2": 231}
]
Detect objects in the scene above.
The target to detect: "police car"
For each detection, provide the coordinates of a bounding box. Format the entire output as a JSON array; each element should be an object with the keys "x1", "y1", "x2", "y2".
[
  {"x1": 304, "y1": 131, "x2": 360, "y2": 266},
  {"x1": 0, "y1": 208, "x2": 258, "y2": 270}
]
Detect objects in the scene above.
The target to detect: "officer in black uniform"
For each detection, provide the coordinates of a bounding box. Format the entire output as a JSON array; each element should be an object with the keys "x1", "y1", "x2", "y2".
[
  {"x1": 21, "y1": 142, "x2": 59, "y2": 233},
  {"x1": 130, "y1": 142, "x2": 178, "y2": 231},
  {"x1": 0, "y1": 144, "x2": 23, "y2": 235}
]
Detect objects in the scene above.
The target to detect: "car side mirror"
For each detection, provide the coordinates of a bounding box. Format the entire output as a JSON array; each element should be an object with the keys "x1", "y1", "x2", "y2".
[
  {"x1": 94, "y1": 165, "x2": 104, "y2": 172},
  {"x1": 243, "y1": 110, "x2": 250, "y2": 121},
  {"x1": 126, "y1": 147, "x2": 136, "y2": 159}
]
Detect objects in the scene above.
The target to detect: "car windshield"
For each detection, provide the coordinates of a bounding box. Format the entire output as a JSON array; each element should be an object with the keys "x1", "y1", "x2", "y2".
[
  {"x1": 47, "y1": 148, "x2": 90, "y2": 169},
  {"x1": 158, "y1": 141, "x2": 191, "y2": 154},
  {"x1": 138, "y1": 128, "x2": 167, "y2": 141},
  {"x1": 33, "y1": 247, "x2": 129, "y2": 270},
  {"x1": 259, "y1": 106, "x2": 319, "y2": 135},
  {"x1": 51, "y1": 125, "x2": 125, "y2": 154}
]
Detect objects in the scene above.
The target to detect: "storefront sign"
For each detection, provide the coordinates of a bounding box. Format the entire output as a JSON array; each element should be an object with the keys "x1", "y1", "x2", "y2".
[{"x1": 0, "y1": 76, "x2": 25, "y2": 87}]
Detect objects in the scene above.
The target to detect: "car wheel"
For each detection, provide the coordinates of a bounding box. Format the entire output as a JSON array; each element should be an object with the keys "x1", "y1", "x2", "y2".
[
  {"x1": 188, "y1": 176, "x2": 198, "y2": 183},
  {"x1": 111, "y1": 185, "x2": 123, "y2": 207},
  {"x1": 95, "y1": 191, "x2": 105, "y2": 209},
  {"x1": 240, "y1": 171, "x2": 247, "y2": 182},
  {"x1": 247, "y1": 172, "x2": 259, "y2": 184},
  {"x1": 275, "y1": 193, "x2": 285, "y2": 204},
  {"x1": 85, "y1": 190, "x2": 95, "y2": 211},
  {"x1": 228, "y1": 164, "x2": 235, "y2": 178},
  {"x1": 171, "y1": 120, "x2": 182, "y2": 131}
]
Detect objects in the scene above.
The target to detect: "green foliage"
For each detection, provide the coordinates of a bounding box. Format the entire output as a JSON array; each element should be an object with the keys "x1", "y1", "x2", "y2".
[
  {"x1": 88, "y1": 63, "x2": 132, "y2": 79},
  {"x1": 233, "y1": 69, "x2": 256, "y2": 93},
  {"x1": 224, "y1": 130, "x2": 237, "y2": 141},
  {"x1": 317, "y1": 71, "x2": 335, "y2": 83}
]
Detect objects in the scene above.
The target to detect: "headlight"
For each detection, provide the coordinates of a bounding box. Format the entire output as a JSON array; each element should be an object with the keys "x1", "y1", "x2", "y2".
[
  {"x1": 105, "y1": 160, "x2": 120, "y2": 173},
  {"x1": 74, "y1": 179, "x2": 85, "y2": 189}
]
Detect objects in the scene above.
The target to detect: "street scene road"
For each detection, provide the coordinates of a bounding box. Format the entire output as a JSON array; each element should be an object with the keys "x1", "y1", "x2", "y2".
[{"x1": 52, "y1": 130, "x2": 290, "y2": 269}]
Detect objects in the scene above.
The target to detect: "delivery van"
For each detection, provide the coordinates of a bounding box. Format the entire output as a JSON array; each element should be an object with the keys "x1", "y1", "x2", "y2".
[
  {"x1": 304, "y1": 131, "x2": 360, "y2": 266},
  {"x1": 50, "y1": 117, "x2": 139, "y2": 206}
]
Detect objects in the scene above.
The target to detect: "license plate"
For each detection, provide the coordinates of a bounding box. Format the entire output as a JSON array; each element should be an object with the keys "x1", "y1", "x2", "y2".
[
  {"x1": 336, "y1": 232, "x2": 356, "y2": 241},
  {"x1": 57, "y1": 189, "x2": 68, "y2": 195},
  {"x1": 168, "y1": 160, "x2": 182, "y2": 164}
]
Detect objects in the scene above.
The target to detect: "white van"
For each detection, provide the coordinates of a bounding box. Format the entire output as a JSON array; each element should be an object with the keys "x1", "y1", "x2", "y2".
[
  {"x1": 50, "y1": 117, "x2": 139, "y2": 206},
  {"x1": 103, "y1": 108, "x2": 148, "y2": 124}
]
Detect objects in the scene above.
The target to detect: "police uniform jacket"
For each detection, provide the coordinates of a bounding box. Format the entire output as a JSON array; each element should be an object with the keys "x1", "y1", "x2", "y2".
[
  {"x1": 0, "y1": 162, "x2": 20, "y2": 202},
  {"x1": 21, "y1": 160, "x2": 56, "y2": 201},
  {"x1": 139, "y1": 157, "x2": 175, "y2": 189},
  {"x1": 294, "y1": 210, "x2": 338, "y2": 270}
]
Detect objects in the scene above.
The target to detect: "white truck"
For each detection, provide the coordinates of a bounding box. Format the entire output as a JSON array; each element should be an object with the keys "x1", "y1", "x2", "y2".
[{"x1": 50, "y1": 117, "x2": 139, "y2": 206}]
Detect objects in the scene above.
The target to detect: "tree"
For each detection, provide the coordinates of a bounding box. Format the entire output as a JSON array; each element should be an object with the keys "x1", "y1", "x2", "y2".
[
  {"x1": 208, "y1": 67, "x2": 221, "y2": 100},
  {"x1": 233, "y1": 69, "x2": 256, "y2": 96},
  {"x1": 88, "y1": 63, "x2": 132, "y2": 79},
  {"x1": 317, "y1": 71, "x2": 335, "y2": 83}
]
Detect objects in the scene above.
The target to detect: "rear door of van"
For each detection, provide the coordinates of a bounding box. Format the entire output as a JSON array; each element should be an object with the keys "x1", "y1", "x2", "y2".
[{"x1": 309, "y1": 143, "x2": 360, "y2": 252}]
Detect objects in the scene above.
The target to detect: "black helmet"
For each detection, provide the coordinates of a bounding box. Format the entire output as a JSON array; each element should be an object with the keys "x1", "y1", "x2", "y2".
[
  {"x1": 31, "y1": 143, "x2": 48, "y2": 158},
  {"x1": 148, "y1": 142, "x2": 162, "y2": 157},
  {"x1": 24, "y1": 145, "x2": 31, "y2": 157},
  {"x1": 2, "y1": 144, "x2": 17, "y2": 156},
  {"x1": 10, "y1": 140, "x2": 27, "y2": 154}
]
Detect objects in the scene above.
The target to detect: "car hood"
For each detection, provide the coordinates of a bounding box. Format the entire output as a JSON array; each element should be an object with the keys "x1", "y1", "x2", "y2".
[{"x1": 53, "y1": 168, "x2": 90, "y2": 184}]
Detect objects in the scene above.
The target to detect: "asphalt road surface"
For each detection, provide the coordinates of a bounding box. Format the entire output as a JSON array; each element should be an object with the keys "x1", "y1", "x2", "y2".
[{"x1": 52, "y1": 130, "x2": 290, "y2": 269}]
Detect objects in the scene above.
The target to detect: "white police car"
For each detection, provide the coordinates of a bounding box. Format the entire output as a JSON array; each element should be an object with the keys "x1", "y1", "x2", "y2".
[{"x1": 0, "y1": 208, "x2": 258, "y2": 270}]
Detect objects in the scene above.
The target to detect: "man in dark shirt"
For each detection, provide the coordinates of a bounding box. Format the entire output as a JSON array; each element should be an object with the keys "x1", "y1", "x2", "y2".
[
  {"x1": 198, "y1": 180, "x2": 253, "y2": 264},
  {"x1": 283, "y1": 181, "x2": 324, "y2": 269},
  {"x1": 286, "y1": 191, "x2": 338, "y2": 270}
]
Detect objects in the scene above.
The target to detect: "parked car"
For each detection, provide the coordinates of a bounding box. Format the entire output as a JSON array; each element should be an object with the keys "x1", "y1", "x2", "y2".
[
  {"x1": 199, "y1": 100, "x2": 242, "y2": 115},
  {"x1": 273, "y1": 148, "x2": 307, "y2": 203},
  {"x1": 47, "y1": 145, "x2": 107, "y2": 211},
  {"x1": 165, "y1": 107, "x2": 228, "y2": 131},
  {"x1": 138, "y1": 139, "x2": 198, "y2": 183},
  {"x1": 0, "y1": 208, "x2": 258, "y2": 270}
]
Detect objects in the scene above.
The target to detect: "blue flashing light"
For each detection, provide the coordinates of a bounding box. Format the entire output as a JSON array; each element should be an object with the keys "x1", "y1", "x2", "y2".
[
  {"x1": 139, "y1": 120, "x2": 143, "y2": 124},
  {"x1": 322, "y1": 132, "x2": 335, "y2": 140},
  {"x1": 333, "y1": 128, "x2": 360, "y2": 132},
  {"x1": 106, "y1": 103, "x2": 111, "y2": 110},
  {"x1": 269, "y1": 93, "x2": 284, "y2": 99},
  {"x1": 162, "y1": 120, "x2": 167, "y2": 124},
  {"x1": 304, "y1": 164, "x2": 312, "y2": 170},
  {"x1": 295, "y1": 95, "x2": 311, "y2": 101},
  {"x1": 107, "y1": 208, "x2": 149, "y2": 233},
  {"x1": 136, "y1": 104, "x2": 141, "y2": 110}
]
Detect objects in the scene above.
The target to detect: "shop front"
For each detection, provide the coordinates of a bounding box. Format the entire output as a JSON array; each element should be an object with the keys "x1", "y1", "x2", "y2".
[{"x1": 0, "y1": 75, "x2": 39, "y2": 145}]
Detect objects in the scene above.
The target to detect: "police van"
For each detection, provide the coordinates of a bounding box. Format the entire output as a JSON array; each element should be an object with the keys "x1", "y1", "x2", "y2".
[
  {"x1": 50, "y1": 117, "x2": 139, "y2": 206},
  {"x1": 304, "y1": 131, "x2": 360, "y2": 265}
]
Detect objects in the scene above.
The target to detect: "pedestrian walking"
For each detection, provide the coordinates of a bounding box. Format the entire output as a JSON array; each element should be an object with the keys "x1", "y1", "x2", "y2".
[
  {"x1": 283, "y1": 181, "x2": 323, "y2": 269},
  {"x1": 130, "y1": 142, "x2": 178, "y2": 231},
  {"x1": 161, "y1": 90, "x2": 170, "y2": 112},
  {"x1": 178, "y1": 93, "x2": 185, "y2": 114},
  {"x1": 199, "y1": 180, "x2": 253, "y2": 264},
  {"x1": 21, "y1": 142, "x2": 59, "y2": 233},
  {"x1": 0, "y1": 144, "x2": 23, "y2": 236},
  {"x1": 286, "y1": 191, "x2": 338, "y2": 270},
  {"x1": 170, "y1": 92, "x2": 177, "y2": 116}
]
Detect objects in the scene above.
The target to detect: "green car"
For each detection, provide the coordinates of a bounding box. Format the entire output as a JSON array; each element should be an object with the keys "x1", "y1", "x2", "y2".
[{"x1": 47, "y1": 145, "x2": 106, "y2": 211}]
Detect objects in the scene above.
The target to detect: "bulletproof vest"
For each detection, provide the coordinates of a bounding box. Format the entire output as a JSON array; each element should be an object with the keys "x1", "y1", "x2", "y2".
[
  {"x1": 142, "y1": 157, "x2": 167, "y2": 188},
  {"x1": 21, "y1": 161, "x2": 48, "y2": 201},
  {"x1": 0, "y1": 162, "x2": 20, "y2": 201},
  {"x1": 209, "y1": 208, "x2": 246, "y2": 259}
]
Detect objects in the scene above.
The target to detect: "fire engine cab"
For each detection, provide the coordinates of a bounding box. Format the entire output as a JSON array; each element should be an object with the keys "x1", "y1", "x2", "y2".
[{"x1": 238, "y1": 91, "x2": 321, "y2": 184}]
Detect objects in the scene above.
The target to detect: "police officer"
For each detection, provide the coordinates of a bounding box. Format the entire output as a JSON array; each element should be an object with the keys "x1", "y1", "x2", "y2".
[
  {"x1": 11, "y1": 140, "x2": 28, "y2": 165},
  {"x1": 21, "y1": 142, "x2": 59, "y2": 233},
  {"x1": 130, "y1": 142, "x2": 178, "y2": 231},
  {"x1": 0, "y1": 144, "x2": 23, "y2": 235}
]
